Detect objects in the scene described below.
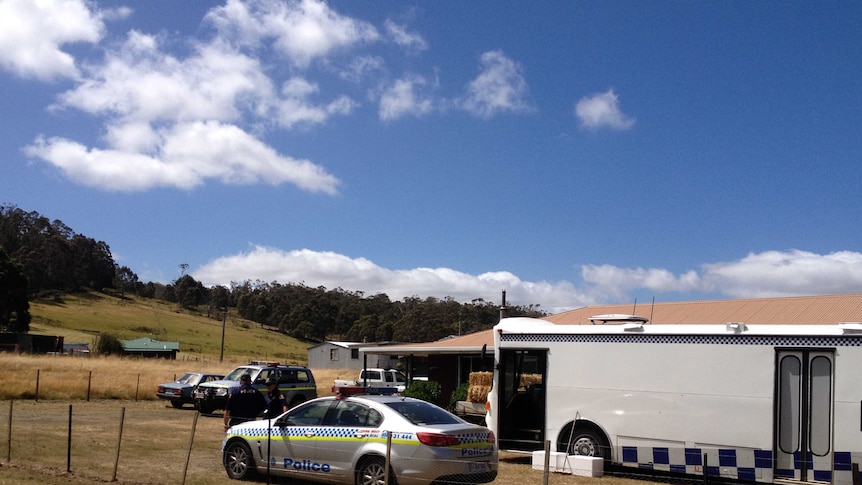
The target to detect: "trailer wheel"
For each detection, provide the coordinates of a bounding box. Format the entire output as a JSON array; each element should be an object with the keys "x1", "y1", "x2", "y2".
[{"x1": 558, "y1": 423, "x2": 610, "y2": 463}]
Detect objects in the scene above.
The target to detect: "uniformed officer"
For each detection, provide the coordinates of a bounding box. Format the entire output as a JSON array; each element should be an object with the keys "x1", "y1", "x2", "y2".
[
  {"x1": 264, "y1": 377, "x2": 288, "y2": 418},
  {"x1": 223, "y1": 374, "x2": 266, "y2": 430}
]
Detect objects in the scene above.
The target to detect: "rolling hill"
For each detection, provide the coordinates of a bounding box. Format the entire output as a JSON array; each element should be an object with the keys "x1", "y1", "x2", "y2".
[{"x1": 28, "y1": 291, "x2": 312, "y2": 364}]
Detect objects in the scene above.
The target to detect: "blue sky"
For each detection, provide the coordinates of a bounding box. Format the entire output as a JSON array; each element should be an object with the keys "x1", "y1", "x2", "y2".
[{"x1": 1, "y1": 0, "x2": 861, "y2": 313}]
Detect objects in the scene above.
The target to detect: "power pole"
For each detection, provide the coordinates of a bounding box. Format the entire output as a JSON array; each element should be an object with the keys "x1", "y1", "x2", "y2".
[{"x1": 219, "y1": 308, "x2": 227, "y2": 363}]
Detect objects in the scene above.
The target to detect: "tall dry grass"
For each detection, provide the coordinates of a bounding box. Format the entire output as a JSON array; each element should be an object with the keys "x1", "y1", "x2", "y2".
[{"x1": 0, "y1": 353, "x2": 354, "y2": 401}]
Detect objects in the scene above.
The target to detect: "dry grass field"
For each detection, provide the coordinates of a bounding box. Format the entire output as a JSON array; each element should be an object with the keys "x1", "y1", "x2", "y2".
[
  {"x1": 0, "y1": 355, "x2": 663, "y2": 485},
  {"x1": 0, "y1": 399, "x2": 656, "y2": 485},
  {"x1": 0, "y1": 353, "x2": 354, "y2": 402}
]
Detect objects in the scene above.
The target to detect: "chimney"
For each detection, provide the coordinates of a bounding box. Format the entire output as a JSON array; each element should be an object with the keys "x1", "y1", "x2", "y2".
[{"x1": 499, "y1": 290, "x2": 509, "y2": 319}]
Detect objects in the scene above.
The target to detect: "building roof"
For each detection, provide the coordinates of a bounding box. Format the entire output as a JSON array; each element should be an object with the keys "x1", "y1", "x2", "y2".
[
  {"x1": 308, "y1": 341, "x2": 362, "y2": 350},
  {"x1": 364, "y1": 293, "x2": 862, "y2": 356},
  {"x1": 546, "y1": 293, "x2": 862, "y2": 325},
  {"x1": 121, "y1": 337, "x2": 179, "y2": 352},
  {"x1": 309, "y1": 340, "x2": 404, "y2": 351},
  {"x1": 361, "y1": 330, "x2": 494, "y2": 356}
]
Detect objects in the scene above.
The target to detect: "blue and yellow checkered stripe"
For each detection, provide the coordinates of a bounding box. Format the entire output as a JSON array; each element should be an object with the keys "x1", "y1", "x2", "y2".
[{"x1": 228, "y1": 427, "x2": 493, "y2": 452}]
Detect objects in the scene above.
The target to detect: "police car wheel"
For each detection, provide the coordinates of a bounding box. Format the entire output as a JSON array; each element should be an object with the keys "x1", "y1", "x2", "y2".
[
  {"x1": 356, "y1": 457, "x2": 393, "y2": 485},
  {"x1": 224, "y1": 440, "x2": 256, "y2": 480}
]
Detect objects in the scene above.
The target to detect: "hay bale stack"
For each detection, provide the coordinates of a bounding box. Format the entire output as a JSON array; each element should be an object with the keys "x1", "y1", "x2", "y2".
[
  {"x1": 520, "y1": 373, "x2": 542, "y2": 388},
  {"x1": 467, "y1": 371, "x2": 493, "y2": 403}
]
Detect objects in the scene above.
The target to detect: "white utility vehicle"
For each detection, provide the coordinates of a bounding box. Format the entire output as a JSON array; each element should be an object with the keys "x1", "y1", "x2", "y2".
[
  {"x1": 486, "y1": 315, "x2": 862, "y2": 485},
  {"x1": 332, "y1": 368, "x2": 409, "y2": 393}
]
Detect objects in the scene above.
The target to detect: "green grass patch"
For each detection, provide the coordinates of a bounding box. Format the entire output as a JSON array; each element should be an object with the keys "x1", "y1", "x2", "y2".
[{"x1": 28, "y1": 291, "x2": 310, "y2": 364}]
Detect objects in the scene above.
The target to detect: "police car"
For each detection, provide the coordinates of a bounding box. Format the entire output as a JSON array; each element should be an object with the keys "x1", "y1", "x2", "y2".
[
  {"x1": 194, "y1": 362, "x2": 316, "y2": 414},
  {"x1": 222, "y1": 393, "x2": 498, "y2": 485}
]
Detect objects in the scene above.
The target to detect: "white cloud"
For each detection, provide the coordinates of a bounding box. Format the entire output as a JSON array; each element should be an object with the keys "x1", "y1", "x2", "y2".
[
  {"x1": 205, "y1": 0, "x2": 379, "y2": 69},
  {"x1": 0, "y1": 0, "x2": 114, "y2": 81},
  {"x1": 339, "y1": 55, "x2": 385, "y2": 83},
  {"x1": 379, "y1": 75, "x2": 433, "y2": 120},
  {"x1": 582, "y1": 249, "x2": 862, "y2": 300},
  {"x1": 699, "y1": 250, "x2": 862, "y2": 298},
  {"x1": 460, "y1": 50, "x2": 531, "y2": 118},
  {"x1": 581, "y1": 265, "x2": 701, "y2": 302},
  {"x1": 575, "y1": 89, "x2": 635, "y2": 130},
  {"x1": 192, "y1": 248, "x2": 862, "y2": 315},
  {"x1": 194, "y1": 246, "x2": 591, "y2": 314},
  {"x1": 29, "y1": 21, "x2": 347, "y2": 192},
  {"x1": 57, "y1": 32, "x2": 273, "y2": 124},
  {"x1": 384, "y1": 19, "x2": 428, "y2": 53},
  {"x1": 25, "y1": 121, "x2": 341, "y2": 193},
  {"x1": 275, "y1": 77, "x2": 357, "y2": 128}
]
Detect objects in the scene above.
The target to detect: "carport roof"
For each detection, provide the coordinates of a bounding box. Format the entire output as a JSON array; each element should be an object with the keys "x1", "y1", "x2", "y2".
[{"x1": 360, "y1": 329, "x2": 494, "y2": 356}]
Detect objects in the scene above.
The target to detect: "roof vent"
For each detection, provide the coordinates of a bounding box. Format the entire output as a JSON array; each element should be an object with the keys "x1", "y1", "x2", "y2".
[
  {"x1": 725, "y1": 322, "x2": 747, "y2": 333},
  {"x1": 590, "y1": 314, "x2": 649, "y2": 325}
]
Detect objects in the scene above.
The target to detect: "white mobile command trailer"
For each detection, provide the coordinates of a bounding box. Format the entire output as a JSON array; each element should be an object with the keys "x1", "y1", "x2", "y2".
[{"x1": 486, "y1": 315, "x2": 862, "y2": 484}]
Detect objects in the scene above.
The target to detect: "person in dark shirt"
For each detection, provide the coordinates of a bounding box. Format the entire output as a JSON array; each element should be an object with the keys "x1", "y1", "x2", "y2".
[
  {"x1": 223, "y1": 374, "x2": 266, "y2": 430},
  {"x1": 264, "y1": 377, "x2": 288, "y2": 418}
]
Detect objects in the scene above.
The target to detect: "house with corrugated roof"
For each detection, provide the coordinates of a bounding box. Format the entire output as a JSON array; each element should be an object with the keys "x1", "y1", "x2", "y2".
[
  {"x1": 307, "y1": 341, "x2": 399, "y2": 370},
  {"x1": 121, "y1": 337, "x2": 179, "y2": 359}
]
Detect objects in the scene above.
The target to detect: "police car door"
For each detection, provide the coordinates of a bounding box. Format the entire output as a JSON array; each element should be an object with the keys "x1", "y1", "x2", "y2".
[
  {"x1": 316, "y1": 400, "x2": 384, "y2": 480},
  {"x1": 268, "y1": 400, "x2": 335, "y2": 479}
]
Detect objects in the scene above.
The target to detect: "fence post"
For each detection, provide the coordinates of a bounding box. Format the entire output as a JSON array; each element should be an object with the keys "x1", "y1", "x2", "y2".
[
  {"x1": 112, "y1": 407, "x2": 126, "y2": 482},
  {"x1": 5, "y1": 400, "x2": 12, "y2": 463},
  {"x1": 87, "y1": 371, "x2": 92, "y2": 402},
  {"x1": 181, "y1": 412, "x2": 199, "y2": 485},
  {"x1": 135, "y1": 374, "x2": 140, "y2": 401},
  {"x1": 66, "y1": 404, "x2": 73, "y2": 472},
  {"x1": 35, "y1": 369, "x2": 40, "y2": 402},
  {"x1": 543, "y1": 440, "x2": 551, "y2": 485}
]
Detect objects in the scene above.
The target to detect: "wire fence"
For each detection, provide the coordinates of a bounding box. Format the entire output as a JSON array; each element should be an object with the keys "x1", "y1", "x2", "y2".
[
  {"x1": 0, "y1": 398, "x2": 500, "y2": 485},
  {"x1": 0, "y1": 399, "x2": 229, "y2": 485}
]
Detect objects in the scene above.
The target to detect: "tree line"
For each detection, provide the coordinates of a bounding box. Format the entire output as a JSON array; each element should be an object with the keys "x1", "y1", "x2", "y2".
[{"x1": 0, "y1": 204, "x2": 545, "y2": 341}]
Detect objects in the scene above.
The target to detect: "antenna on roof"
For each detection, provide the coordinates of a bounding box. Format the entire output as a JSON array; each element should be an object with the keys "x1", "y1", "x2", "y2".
[
  {"x1": 632, "y1": 298, "x2": 637, "y2": 315},
  {"x1": 649, "y1": 297, "x2": 655, "y2": 324}
]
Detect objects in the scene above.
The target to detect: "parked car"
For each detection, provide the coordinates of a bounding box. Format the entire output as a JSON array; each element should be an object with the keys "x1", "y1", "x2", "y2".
[
  {"x1": 194, "y1": 361, "x2": 316, "y2": 415},
  {"x1": 156, "y1": 372, "x2": 224, "y2": 408},
  {"x1": 222, "y1": 394, "x2": 498, "y2": 485},
  {"x1": 332, "y1": 368, "x2": 409, "y2": 393}
]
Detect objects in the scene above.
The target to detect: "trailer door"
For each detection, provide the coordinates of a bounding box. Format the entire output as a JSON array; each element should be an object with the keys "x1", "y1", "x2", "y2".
[
  {"x1": 774, "y1": 349, "x2": 834, "y2": 482},
  {"x1": 497, "y1": 348, "x2": 547, "y2": 451}
]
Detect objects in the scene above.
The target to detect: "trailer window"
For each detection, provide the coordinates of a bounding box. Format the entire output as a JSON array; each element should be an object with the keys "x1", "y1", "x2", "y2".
[
  {"x1": 809, "y1": 356, "x2": 832, "y2": 456},
  {"x1": 777, "y1": 355, "x2": 801, "y2": 454}
]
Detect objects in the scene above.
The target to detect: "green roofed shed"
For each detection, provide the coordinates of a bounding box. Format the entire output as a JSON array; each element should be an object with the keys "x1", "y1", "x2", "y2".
[{"x1": 121, "y1": 337, "x2": 179, "y2": 359}]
